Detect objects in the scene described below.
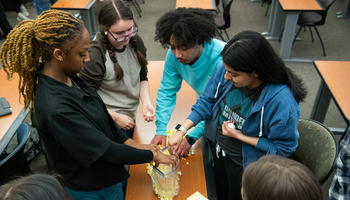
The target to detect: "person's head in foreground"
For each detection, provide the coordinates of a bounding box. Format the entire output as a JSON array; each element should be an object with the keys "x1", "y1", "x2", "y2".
[
  {"x1": 154, "y1": 7, "x2": 217, "y2": 65},
  {"x1": 0, "y1": 173, "x2": 71, "y2": 200},
  {"x1": 241, "y1": 155, "x2": 323, "y2": 200}
]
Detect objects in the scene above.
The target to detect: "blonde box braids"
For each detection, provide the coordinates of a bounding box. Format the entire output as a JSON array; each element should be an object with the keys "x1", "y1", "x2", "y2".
[{"x1": 0, "y1": 10, "x2": 84, "y2": 110}]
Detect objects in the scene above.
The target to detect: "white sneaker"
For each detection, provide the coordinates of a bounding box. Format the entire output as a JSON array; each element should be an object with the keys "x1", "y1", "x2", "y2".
[
  {"x1": 16, "y1": 14, "x2": 30, "y2": 22},
  {"x1": 20, "y1": 5, "x2": 29, "y2": 17}
]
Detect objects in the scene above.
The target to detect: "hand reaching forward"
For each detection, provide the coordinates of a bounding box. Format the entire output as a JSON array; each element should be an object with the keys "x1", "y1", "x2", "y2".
[
  {"x1": 150, "y1": 135, "x2": 167, "y2": 149},
  {"x1": 152, "y1": 151, "x2": 178, "y2": 167},
  {"x1": 168, "y1": 130, "x2": 184, "y2": 155},
  {"x1": 176, "y1": 138, "x2": 192, "y2": 157}
]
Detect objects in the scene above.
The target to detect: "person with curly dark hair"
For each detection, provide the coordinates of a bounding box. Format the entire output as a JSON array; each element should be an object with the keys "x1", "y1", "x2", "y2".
[{"x1": 150, "y1": 8, "x2": 226, "y2": 157}]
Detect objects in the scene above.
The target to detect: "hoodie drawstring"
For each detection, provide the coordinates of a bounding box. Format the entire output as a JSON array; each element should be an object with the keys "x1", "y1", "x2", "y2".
[
  {"x1": 259, "y1": 106, "x2": 264, "y2": 137},
  {"x1": 214, "y1": 82, "x2": 221, "y2": 99}
]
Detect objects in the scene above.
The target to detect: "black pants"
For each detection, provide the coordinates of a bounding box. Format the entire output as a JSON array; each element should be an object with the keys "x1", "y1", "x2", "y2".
[
  {"x1": 210, "y1": 142, "x2": 243, "y2": 200},
  {"x1": 0, "y1": 2, "x2": 12, "y2": 37}
]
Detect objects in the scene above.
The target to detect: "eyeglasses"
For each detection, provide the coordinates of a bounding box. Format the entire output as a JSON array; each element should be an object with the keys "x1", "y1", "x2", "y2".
[{"x1": 108, "y1": 21, "x2": 138, "y2": 42}]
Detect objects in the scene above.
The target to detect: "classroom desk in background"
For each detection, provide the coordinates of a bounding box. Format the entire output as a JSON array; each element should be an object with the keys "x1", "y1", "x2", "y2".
[
  {"x1": 125, "y1": 61, "x2": 211, "y2": 200},
  {"x1": 51, "y1": 0, "x2": 98, "y2": 39},
  {"x1": 176, "y1": 0, "x2": 216, "y2": 10},
  {"x1": 0, "y1": 69, "x2": 29, "y2": 154},
  {"x1": 310, "y1": 61, "x2": 350, "y2": 141},
  {"x1": 263, "y1": 0, "x2": 323, "y2": 62}
]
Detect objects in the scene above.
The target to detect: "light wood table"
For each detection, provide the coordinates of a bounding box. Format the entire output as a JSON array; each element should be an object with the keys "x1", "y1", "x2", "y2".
[
  {"x1": 0, "y1": 69, "x2": 29, "y2": 154},
  {"x1": 264, "y1": 0, "x2": 323, "y2": 62},
  {"x1": 176, "y1": 0, "x2": 216, "y2": 10},
  {"x1": 51, "y1": 0, "x2": 98, "y2": 39},
  {"x1": 125, "y1": 61, "x2": 208, "y2": 200},
  {"x1": 310, "y1": 61, "x2": 350, "y2": 141}
]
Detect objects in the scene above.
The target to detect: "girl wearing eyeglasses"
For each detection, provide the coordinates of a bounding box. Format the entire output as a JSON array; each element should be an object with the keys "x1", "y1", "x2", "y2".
[{"x1": 80, "y1": 0, "x2": 153, "y2": 139}]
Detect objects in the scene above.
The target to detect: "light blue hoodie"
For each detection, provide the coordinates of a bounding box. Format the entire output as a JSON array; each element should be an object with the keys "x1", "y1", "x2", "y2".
[
  {"x1": 188, "y1": 64, "x2": 300, "y2": 168},
  {"x1": 155, "y1": 39, "x2": 226, "y2": 140}
]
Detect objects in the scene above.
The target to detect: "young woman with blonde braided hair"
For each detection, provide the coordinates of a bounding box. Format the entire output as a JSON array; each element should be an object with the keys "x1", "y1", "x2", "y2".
[
  {"x1": 79, "y1": 0, "x2": 153, "y2": 139},
  {"x1": 0, "y1": 9, "x2": 177, "y2": 200}
]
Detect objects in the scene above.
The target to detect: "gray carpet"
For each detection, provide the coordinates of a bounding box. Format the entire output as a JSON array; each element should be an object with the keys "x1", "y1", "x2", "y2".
[{"x1": 1, "y1": 0, "x2": 350, "y2": 199}]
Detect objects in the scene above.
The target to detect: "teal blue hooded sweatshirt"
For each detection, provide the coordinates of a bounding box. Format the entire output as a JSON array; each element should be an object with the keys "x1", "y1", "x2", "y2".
[{"x1": 188, "y1": 64, "x2": 300, "y2": 168}]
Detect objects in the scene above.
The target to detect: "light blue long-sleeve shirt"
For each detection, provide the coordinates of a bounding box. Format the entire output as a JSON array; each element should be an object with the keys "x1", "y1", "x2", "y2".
[{"x1": 155, "y1": 39, "x2": 226, "y2": 140}]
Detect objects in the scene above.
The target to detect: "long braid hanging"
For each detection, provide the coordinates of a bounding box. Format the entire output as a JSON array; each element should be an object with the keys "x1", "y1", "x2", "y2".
[
  {"x1": 103, "y1": 34, "x2": 124, "y2": 81},
  {"x1": 0, "y1": 10, "x2": 82, "y2": 110}
]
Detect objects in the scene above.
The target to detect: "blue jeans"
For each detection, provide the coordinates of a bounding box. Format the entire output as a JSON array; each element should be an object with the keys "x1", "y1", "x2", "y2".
[
  {"x1": 34, "y1": 0, "x2": 58, "y2": 15},
  {"x1": 66, "y1": 182, "x2": 124, "y2": 200}
]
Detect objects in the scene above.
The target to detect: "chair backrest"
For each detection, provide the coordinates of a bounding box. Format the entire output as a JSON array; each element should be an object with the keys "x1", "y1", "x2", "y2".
[
  {"x1": 0, "y1": 123, "x2": 31, "y2": 184},
  {"x1": 221, "y1": 0, "x2": 233, "y2": 28},
  {"x1": 292, "y1": 118, "x2": 338, "y2": 184},
  {"x1": 316, "y1": 0, "x2": 336, "y2": 25}
]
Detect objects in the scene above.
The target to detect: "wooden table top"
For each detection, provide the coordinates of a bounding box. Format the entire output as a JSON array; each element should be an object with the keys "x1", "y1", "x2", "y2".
[
  {"x1": 314, "y1": 61, "x2": 350, "y2": 122},
  {"x1": 51, "y1": 0, "x2": 95, "y2": 9},
  {"x1": 125, "y1": 61, "x2": 208, "y2": 199},
  {"x1": 0, "y1": 69, "x2": 24, "y2": 140},
  {"x1": 279, "y1": 0, "x2": 323, "y2": 11},
  {"x1": 176, "y1": 0, "x2": 215, "y2": 10}
]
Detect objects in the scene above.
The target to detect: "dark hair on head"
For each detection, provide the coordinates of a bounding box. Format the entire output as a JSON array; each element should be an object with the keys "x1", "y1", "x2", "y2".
[
  {"x1": 242, "y1": 155, "x2": 323, "y2": 200},
  {"x1": 0, "y1": 9, "x2": 85, "y2": 110},
  {"x1": 221, "y1": 30, "x2": 307, "y2": 102},
  {"x1": 0, "y1": 173, "x2": 71, "y2": 200},
  {"x1": 98, "y1": 0, "x2": 147, "y2": 81},
  {"x1": 154, "y1": 7, "x2": 217, "y2": 49}
]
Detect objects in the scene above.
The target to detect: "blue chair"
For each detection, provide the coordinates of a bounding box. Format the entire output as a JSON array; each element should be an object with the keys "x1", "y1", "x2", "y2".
[{"x1": 0, "y1": 123, "x2": 31, "y2": 184}]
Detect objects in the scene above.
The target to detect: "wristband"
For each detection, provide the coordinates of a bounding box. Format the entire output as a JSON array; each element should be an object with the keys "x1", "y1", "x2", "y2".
[
  {"x1": 185, "y1": 135, "x2": 196, "y2": 145},
  {"x1": 175, "y1": 124, "x2": 187, "y2": 135}
]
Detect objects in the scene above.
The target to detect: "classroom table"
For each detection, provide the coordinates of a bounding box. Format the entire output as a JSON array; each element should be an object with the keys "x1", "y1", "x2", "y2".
[
  {"x1": 0, "y1": 69, "x2": 30, "y2": 154},
  {"x1": 176, "y1": 0, "x2": 216, "y2": 10},
  {"x1": 51, "y1": 0, "x2": 98, "y2": 39},
  {"x1": 125, "y1": 61, "x2": 210, "y2": 200},
  {"x1": 310, "y1": 61, "x2": 350, "y2": 141},
  {"x1": 263, "y1": 0, "x2": 324, "y2": 62}
]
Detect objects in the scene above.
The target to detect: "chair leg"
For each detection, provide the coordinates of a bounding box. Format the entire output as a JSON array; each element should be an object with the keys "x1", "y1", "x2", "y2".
[
  {"x1": 313, "y1": 26, "x2": 326, "y2": 56},
  {"x1": 265, "y1": 4, "x2": 270, "y2": 16},
  {"x1": 217, "y1": 29, "x2": 225, "y2": 42},
  {"x1": 293, "y1": 25, "x2": 303, "y2": 46},
  {"x1": 131, "y1": 1, "x2": 142, "y2": 17},
  {"x1": 223, "y1": 29, "x2": 230, "y2": 40},
  {"x1": 307, "y1": 26, "x2": 314, "y2": 42}
]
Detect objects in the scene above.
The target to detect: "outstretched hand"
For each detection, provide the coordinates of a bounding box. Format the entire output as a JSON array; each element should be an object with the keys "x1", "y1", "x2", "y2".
[
  {"x1": 150, "y1": 135, "x2": 167, "y2": 149},
  {"x1": 168, "y1": 131, "x2": 184, "y2": 155}
]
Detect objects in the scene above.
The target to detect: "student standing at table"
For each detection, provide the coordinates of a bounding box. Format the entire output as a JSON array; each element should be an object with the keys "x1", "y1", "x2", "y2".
[
  {"x1": 168, "y1": 30, "x2": 307, "y2": 199},
  {"x1": 80, "y1": 0, "x2": 154, "y2": 139},
  {"x1": 150, "y1": 8, "x2": 226, "y2": 157},
  {"x1": 329, "y1": 129, "x2": 350, "y2": 200},
  {"x1": 241, "y1": 155, "x2": 323, "y2": 200},
  {"x1": 0, "y1": 9, "x2": 176, "y2": 200}
]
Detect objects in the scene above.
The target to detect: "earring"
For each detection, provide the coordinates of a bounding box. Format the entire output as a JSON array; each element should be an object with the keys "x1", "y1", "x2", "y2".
[
  {"x1": 59, "y1": 58, "x2": 63, "y2": 61},
  {"x1": 104, "y1": 31, "x2": 107, "y2": 35}
]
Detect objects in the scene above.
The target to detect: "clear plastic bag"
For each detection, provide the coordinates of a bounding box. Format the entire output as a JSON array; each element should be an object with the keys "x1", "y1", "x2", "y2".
[{"x1": 151, "y1": 147, "x2": 180, "y2": 199}]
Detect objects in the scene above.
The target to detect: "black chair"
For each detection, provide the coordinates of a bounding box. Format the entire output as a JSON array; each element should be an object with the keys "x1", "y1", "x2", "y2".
[
  {"x1": 0, "y1": 123, "x2": 31, "y2": 184},
  {"x1": 291, "y1": 0, "x2": 336, "y2": 56},
  {"x1": 214, "y1": 0, "x2": 233, "y2": 41},
  {"x1": 126, "y1": 0, "x2": 142, "y2": 17},
  {"x1": 291, "y1": 118, "x2": 338, "y2": 184}
]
